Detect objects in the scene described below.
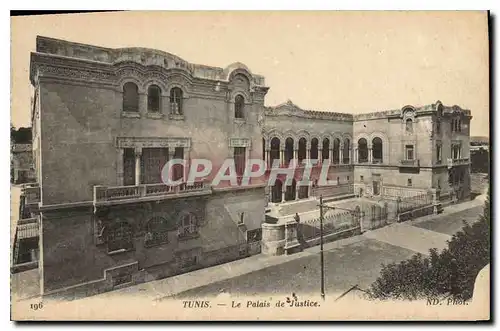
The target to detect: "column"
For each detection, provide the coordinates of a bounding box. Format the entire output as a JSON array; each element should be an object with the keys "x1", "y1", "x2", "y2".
[
  {"x1": 318, "y1": 149, "x2": 323, "y2": 164},
  {"x1": 280, "y1": 149, "x2": 284, "y2": 167},
  {"x1": 308, "y1": 180, "x2": 313, "y2": 198},
  {"x1": 294, "y1": 149, "x2": 298, "y2": 165},
  {"x1": 168, "y1": 148, "x2": 176, "y2": 182},
  {"x1": 267, "y1": 150, "x2": 271, "y2": 168},
  {"x1": 295, "y1": 184, "x2": 300, "y2": 200},
  {"x1": 139, "y1": 92, "x2": 147, "y2": 115},
  {"x1": 368, "y1": 148, "x2": 373, "y2": 163},
  {"x1": 339, "y1": 146, "x2": 344, "y2": 164},
  {"x1": 135, "y1": 147, "x2": 142, "y2": 185},
  {"x1": 306, "y1": 148, "x2": 311, "y2": 161},
  {"x1": 245, "y1": 147, "x2": 251, "y2": 182},
  {"x1": 349, "y1": 147, "x2": 352, "y2": 164},
  {"x1": 184, "y1": 148, "x2": 190, "y2": 183},
  {"x1": 117, "y1": 148, "x2": 124, "y2": 185},
  {"x1": 281, "y1": 188, "x2": 285, "y2": 203},
  {"x1": 354, "y1": 148, "x2": 358, "y2": 164}
]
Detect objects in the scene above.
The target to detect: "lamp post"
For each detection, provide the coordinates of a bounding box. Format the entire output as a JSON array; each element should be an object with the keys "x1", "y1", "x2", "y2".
[
  {"x1": 317, "y1": 195, "x2": 365, "y2": 301},
  {"x1": 319, "y1": 195, "x2": 325, "y2": 301}
]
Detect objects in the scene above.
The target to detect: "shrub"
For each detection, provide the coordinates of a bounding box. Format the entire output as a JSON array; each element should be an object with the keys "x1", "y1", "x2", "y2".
[{"x1": 367, "y1": 188, "x2": 490, "y2": 301}]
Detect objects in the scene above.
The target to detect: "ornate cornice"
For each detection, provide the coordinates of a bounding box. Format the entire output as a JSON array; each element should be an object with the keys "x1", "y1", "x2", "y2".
[
  {"x1": 266, "y1": 100, "x2": 353, "y2": 122},
  {"x1": 353, "y1": 101, "x2": 472, "y2": 121},
  {"x1": 32, "y1": 36, "x2": 270, "y2": 90}
]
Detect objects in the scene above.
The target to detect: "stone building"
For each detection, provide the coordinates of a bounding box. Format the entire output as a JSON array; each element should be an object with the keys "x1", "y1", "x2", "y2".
[
  {"x1": 21, "y1": 36, "x2": 472, "y2": 298},
  {"x1": 261, "y1": 100, "x2": 354, "y2": 203},
  {"x1": 353, "y1": 102, "x2": 472, "y2": 202},
  {"x1": 26, "y1": 36, "x2": 268, "y2": 297},
  {"x1": 11, "y1": 144, "x2": 35, "y2": 184}
]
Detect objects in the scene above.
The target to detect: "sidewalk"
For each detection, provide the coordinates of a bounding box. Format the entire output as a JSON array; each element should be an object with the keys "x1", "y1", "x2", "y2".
[{"x1": 60, "y1": 193, "x2": 487, "y2": 303}]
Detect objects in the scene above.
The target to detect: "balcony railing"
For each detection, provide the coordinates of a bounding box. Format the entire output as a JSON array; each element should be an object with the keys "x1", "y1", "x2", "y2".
[
  {"x1": 21, "y1": 184, "x2": 40, "y2": 205},
  {"x1": 447, "y1": 158, "x2": 470, "y2": 168},
  {"x1": 372, "y1": 158, "x2": 383, "y2": 164},
  {"x1": 94, "y1": 180, "x2": 210, "y2": 205},
  {"x1": 399, "y1": 159, "x2": 420, "y2": 168}
]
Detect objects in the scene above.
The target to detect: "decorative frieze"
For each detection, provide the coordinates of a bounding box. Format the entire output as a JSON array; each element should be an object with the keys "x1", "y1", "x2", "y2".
[
  {"x1": 116, "y1": 137, "x2": 191, "y2": 149},
  {"x1": 229, "y1": 138, "x2": 252, "y2": 148}
]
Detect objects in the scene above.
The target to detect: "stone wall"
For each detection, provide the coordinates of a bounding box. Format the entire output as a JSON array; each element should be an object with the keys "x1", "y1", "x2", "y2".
[{"x1": 40, "y1": 187, "x2": 265, "y2": 297}]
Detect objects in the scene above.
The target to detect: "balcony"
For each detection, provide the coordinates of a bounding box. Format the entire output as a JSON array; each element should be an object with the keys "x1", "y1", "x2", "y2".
[
  {"x1": 21, "y1": 183, "x2": 40, "y2": 206},
  {"x1": 93, "y1": 180, "x2": 211, "y2": 206},
  {"x1": 447, "y1": 158, "x2": 470, "y2": 168},
  {"x1": 399, "y1": 159, "x2": 420, "y2": 168}
]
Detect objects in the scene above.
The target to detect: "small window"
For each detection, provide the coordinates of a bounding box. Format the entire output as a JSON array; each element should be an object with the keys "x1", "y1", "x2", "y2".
[
  {"x1": 178, "y1": 213, "x2": 198, "y2": 238},
  {"x1": 337, "y1": 177, "x2": 340, "y2": 185},
  {"x1": 170, "y1": 87, "x2": 183, "y2": 115},
  {"x1": 407, "y1": 179, "x2": 412, "y2": 187},
  {"x1": 347, "y1": 176, "x2": 350, "y2": 182},
  {"x1": 360, "y1": 175, "x2": 364, "y2": 183},
  {"x1": 436, "y1": 144, "x2": 442, "y2": 162},
  {"x1": 436, "y1": 121, "x2": 441, "y2": 134},
  {"x1": 123, "y1": 82, "x2": 139, "y2": 112},
  {"x1": 405, "y1": 119, "x2": 413, "y2": 133},
  {"x1": 405, "y1": 145, "x2": 414, "y2": 160},
  {"x1": 235, "y1": 95, "x2": 245, "y2": 119},
  {"x1": 107, "y1": 222, "x2": 134, "y2": 253},
  {"x1": 144, "y1": 216, "x2": 171, "y2": 247},
  {"x1": 180, "y1": 256, "x2": 197, "y2": 268},
  {"x1": 147, "y1": 85, "x2": 161, "y2": 112}
]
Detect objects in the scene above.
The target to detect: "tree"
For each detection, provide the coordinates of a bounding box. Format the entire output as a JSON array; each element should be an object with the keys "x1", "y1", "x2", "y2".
[{"x1": 367, "y1": 189, "x2": 490, "y2": 301}]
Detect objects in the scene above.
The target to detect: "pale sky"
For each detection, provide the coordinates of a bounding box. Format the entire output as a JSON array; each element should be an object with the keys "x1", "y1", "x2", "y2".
[{"x1": 11, "y1": 11, "x2": 489, "y2": 136}]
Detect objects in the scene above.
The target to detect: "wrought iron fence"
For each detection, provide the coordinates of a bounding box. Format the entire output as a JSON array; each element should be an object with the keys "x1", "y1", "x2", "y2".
[{"x1": 299, "y1": 210, "x2": 359, "y2": 242}]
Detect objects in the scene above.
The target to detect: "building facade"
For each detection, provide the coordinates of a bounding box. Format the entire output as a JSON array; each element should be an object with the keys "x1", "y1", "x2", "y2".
[
  {"x1": 20, "y1": 36, "x2": 472, "y2": 298},
  {"x1": 11, "y1": 144, "x2": 35, "y2": 184}
]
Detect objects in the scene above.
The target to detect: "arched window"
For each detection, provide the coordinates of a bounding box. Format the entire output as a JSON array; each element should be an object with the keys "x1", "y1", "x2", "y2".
[
  {"x1": 147, "y1": 85, "x2": 161, "y2": 112},
  {"x1": 270, "y1": 137, "x2": 281, "y2": 167},
  {"x1": 178, "y1": 213, "x2": 198, "y2": 238},
  {"x1": 107, "y1": 222, "x2": 133, "y2": 253},
  {"x1": 322, "y1": 138, "x2": 330, "y2": 161},
  {"x1": 144, "y1": 216, "x2": 171, "y2": 247},
  {"x1": 310, "y1": 138, "x2": 319, "y2": 161},
  {"x1": 123, "y1": 82, "x2": 139, "y2": 112},
  {"x1": 405, "y1": 119, "x2": 413, "y2": 133},
  {"x1": 358, "y1": 138, "x2": 368, "y2": 163},
  {"x1": 235, "y1": 95, "x2": 245, "y2": 119},
  {"x1": 372, "y1": 137, "x2": 383, "y2": 164},
  {"x1": 298, "y1": 138, "x2": 307, "y2": 162},
  {"x1": 170, "y1": 87, "x2": 183, "y2": 115}
]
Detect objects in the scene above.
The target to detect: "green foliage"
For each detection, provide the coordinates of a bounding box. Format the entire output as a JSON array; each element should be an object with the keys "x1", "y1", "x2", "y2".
[{"x1": 368, "y1": 190, "x2": 491, "y2": 301}]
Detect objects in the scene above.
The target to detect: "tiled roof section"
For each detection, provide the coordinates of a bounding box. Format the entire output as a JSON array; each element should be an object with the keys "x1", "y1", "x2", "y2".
[{"x1": 266, "y1": 100, "x2": 354, "y2": 121}]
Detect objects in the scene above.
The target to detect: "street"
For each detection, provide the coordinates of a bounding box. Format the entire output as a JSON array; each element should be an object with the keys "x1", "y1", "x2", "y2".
[{"x1": 171, "y1": 204, "x2": 483, "y2": 300}]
